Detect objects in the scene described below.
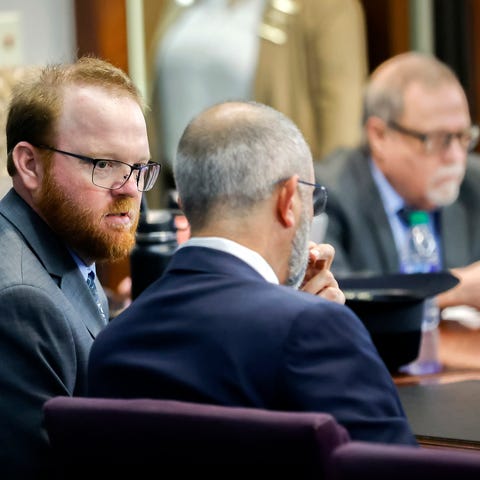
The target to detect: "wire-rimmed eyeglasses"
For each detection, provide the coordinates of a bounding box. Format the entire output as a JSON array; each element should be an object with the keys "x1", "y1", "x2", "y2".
[
  {"x1": 34, "y1": 145, "x2": 161, "y2": 192},
  {"x1": 388, "y1": 121, "x2": 480, "y2": 155},
  {"x1": 297, "y1": 179, "x2": 328, "y2": 216}
]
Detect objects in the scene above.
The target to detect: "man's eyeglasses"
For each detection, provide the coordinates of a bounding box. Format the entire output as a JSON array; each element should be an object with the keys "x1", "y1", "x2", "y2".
[
  {"x1": 35, "y1": 145, "x2": 161, "y2": 192},
  {"x1": 388, "y1": 121, "x2": 480, "y2": 155},
  {"x1": 297, "y1": 179, "x2": 328, "y2": 216}
]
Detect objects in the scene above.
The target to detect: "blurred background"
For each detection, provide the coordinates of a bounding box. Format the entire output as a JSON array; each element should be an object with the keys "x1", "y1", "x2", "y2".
[
  {"x1": 1, "y1": 0, "x2": 479, "y2": 300},
  {"x1": 1, "y1": 1, "x2": 478, "y2": 135}
]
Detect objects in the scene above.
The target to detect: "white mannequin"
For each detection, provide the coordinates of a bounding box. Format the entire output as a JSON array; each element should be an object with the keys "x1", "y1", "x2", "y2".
[{"x1": 154, "y1": 0, "x2": 266, "y2": 168}]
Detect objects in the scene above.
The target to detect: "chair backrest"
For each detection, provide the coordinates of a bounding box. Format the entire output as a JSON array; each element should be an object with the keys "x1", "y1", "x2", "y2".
[
  {"x1": 328, "y1": 441, "x2": 480, "y2": 480},
  {"x1": 43, "y1": 396, "x2": 350, "y2": 478}
]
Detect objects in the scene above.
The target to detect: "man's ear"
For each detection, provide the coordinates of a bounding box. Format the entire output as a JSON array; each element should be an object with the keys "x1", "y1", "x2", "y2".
[
  {"x1": 12, "y1": 142, "x2": 43, "y2": 190},
  {"x1": 276, "y1": 176, "x2": 298, "y2": 228},
  {"x1": 366, "y1": 116, "x2": 389, "y2": 160}
]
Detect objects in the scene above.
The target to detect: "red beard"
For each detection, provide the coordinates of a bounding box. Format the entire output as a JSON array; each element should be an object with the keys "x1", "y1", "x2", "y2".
[{"x1": 36, "y1": 168, "x2": 139, "y2": 262}]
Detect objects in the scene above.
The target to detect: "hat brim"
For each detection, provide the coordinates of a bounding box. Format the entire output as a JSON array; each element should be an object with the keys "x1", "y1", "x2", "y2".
[{"x1": 337, "y1": 272, "x2": 459, "y2": 371}]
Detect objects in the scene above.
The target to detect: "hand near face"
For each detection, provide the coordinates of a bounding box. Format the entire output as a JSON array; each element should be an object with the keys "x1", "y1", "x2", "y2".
[{"x1": 300, "y1": 242, "x2": 345, "y2": 304}]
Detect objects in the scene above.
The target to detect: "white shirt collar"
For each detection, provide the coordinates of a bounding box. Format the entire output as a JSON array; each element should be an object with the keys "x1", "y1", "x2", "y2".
[
  {"x1": 179, "y1": 236, "x2": 279, "y2": 284},
  {"x1": 68, "y1": 249, "x2": 96, "y2": 282},
  {"x1": 369, "y1": 158, "x2": 405, "y2": 216}
]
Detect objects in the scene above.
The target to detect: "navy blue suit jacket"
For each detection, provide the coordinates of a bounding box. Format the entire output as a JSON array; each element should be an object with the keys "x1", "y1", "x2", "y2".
[{"x1": 88, "y1": 246, "x2": 416, "y2": 445}]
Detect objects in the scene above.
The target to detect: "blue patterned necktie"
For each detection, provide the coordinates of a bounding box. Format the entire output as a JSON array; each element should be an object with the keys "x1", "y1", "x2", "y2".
[
  {"x1": 87, "y1": 271, "x2": 107, "y2": 323},
  {"x1": 397, "y1": 208, "x2": 441, "y2": 272}
]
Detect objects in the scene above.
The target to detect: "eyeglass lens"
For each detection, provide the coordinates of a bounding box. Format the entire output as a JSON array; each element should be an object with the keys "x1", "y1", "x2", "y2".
[
  {"x1": 93, "y1": 160, "x2": 160, "y2": 191},
  {"x1": 313, "y1": 187, "x2": 327, "y2": 216},
  {"x1": 389, "y1": 121, "x2": 480, "y2": 154},
  {"x1": 297, "y1": 180, "x2": 327, "y2": 216},
  {"x1": 427, "y1": 128, "x2": 479, "y2": 153}
]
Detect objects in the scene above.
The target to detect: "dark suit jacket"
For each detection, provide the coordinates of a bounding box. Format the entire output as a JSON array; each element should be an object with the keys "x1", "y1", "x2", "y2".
[
  {"x1": 88, "y1": 245, "x2": 416, "y2": 446},
  {"x1": 315, "y1": 148, "x2": 480, "y2": 275},
  {"x1": 0, "y1": 189, "x2": 108, "y2": 478}
]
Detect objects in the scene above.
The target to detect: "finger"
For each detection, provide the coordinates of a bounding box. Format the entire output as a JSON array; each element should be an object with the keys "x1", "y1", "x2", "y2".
[
  {"x1": 301, "y1": 277, "x2": 345, "y2": 305},
  {"x1": 301, "y1": 269, "x2": 339, "y2": 294},
  {"x1": 320, "y1": 287, "x2": 346, "y2": 305},
  {"x1": 308, "y1": 243, "x2": 335, "y2": 270}
]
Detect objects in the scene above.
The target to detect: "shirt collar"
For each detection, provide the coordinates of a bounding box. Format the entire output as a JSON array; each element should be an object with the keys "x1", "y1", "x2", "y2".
[
  {"x1": 179, "y1": 236, "x2": 279, "y2": 284},
  {"x1": 370, "y1": 158, "x2": 406, "y2": 216},
  {"x1": 68, "y1": 249, "x2": 96, "y2": 282}
]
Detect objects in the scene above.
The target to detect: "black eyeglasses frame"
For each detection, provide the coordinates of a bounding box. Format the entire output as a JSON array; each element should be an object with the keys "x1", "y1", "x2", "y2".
[
  {"x1": 387, "y1": 121, "x2": 480, "y2": 154},
  {"x1": 33, "y1": 144, "x2": 161, "y2": 192},
  {"x1": 297, "y1": 179, "x2": 328, "y2": 216}
]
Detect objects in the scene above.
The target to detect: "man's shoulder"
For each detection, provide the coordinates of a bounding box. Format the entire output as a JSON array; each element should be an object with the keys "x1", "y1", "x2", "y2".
[
  {"x1": 0, "y1": 213, "x2": 25, "y2": 263},
  {"x1": 276, "y1": 285, "x2": 359, "y2": 321},
  {"x1": 315, "y1": 147, "x2": 373, "y2": 207},
  {"x1": 0, "y1": 232, "x2": 51, "y2": 290},
  {"x1": 279, "y1": 289, "x2": 379, "y2": 355},
  {"x1": 465, "y1": 152, "x2": 480, "y2": 178},
  {"x1": 315, "y1": 146, "x2": 368, "y2": 183},
  {"x1": 460, "y1": 154, "x2": 480, "y2": 200}
]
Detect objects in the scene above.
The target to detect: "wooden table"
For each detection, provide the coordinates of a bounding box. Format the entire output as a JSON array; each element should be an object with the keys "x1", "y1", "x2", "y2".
[
  {"x1": 394, "y1": 320, "x2": 480, "y2": 451},
  {"x1": 394, "y1": 320, "x2": 480, "y2": 386}
]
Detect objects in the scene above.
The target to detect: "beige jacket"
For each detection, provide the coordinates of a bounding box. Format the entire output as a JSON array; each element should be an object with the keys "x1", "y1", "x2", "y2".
[{"x1": 148, "y1": 0, "x2": 368, "y2": 162}]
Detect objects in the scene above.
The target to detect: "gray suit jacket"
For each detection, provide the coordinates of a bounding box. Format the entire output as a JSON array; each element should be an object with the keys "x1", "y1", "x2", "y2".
[
  {"x1": 315, "y1": 148, "x2": 480, "y2": 275},
  {"x1": 0, "y1": 189, "x2": 108, "y2": 478}
]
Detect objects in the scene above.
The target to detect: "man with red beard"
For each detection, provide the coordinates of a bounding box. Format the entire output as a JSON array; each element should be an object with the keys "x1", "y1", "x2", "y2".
[
  {"x1": 0, "y1": 56, "x2": 160, "y2": 478},
  {"x1": 315, "y1": 52, "x2": 480, "y2": 313}
]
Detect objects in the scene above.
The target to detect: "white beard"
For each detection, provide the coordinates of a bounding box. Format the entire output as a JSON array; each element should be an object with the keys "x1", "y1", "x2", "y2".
[{"x1": 425, "y1": 163, "x2": 465, "y2": 207}]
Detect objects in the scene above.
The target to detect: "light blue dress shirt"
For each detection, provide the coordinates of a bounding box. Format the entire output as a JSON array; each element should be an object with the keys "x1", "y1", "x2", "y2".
[{"x1": 369, "y1": 159, "x2": 443, "y2": 269}]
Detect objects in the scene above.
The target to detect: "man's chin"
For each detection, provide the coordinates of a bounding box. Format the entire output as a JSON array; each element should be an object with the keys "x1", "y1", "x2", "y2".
[
  {"x1": 286, "y1": 262, "x2": 308, "y2": 289},
  {"x1": 78, "y1": 231, "x2": 136, "y2": 263},
  {"x1": 426, "y1": 185, "x2": 459, "y2": 208},
  {"x1": 106, "y1": 235, "x2": 136, "y2": 261}
]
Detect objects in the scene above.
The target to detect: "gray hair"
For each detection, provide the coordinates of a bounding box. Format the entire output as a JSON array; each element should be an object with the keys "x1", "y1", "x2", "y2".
[
  {"x1": 361, "y1": 52, "x2": 464, "y2": 148},
  {"x1": 174, "y1": 101, "x2": 312, "y2": 230}
]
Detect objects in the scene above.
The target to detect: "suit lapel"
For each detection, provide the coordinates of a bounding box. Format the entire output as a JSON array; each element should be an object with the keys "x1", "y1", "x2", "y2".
[
  {"x1": 0, "y1": 190, "x2": 107, "y2": 337},
  {"x1": 353, "y1": 155, "x2": 399, "y2": 272},
  {"x1": 442, "y1": 202, "x2": 469, "y2": 268},
  {"x1": 61, "y1": 269, "x2": 107, "y2": 337}
]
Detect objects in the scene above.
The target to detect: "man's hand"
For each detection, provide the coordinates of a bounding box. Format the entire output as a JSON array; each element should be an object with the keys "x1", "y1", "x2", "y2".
[
  {"x1": 437, "y1": 261, "x2": 480, "y2": 310},
  {"x1": 300, "y1": 242, "x2": 345, "y2": 304}
]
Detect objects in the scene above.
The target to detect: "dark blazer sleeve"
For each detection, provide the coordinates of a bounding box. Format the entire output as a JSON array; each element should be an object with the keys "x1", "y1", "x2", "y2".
[
  {"x1": 0, "y1": 284, "x2": 84, "y2": 476},
  {"x1": 282, "y1": 299, "x2": 417, "y2": 445},
  {"x1": 0, "y1": 189, "x2": 99, "y2": 476}
]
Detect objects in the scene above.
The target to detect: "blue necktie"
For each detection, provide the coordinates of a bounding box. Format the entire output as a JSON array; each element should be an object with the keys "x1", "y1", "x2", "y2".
[
  {"x1": 397, "y1": 208, "x2": 441, "y2": 272},
  {"x1": 87, "y1": 271, "x2": 107, "y2": 323}
]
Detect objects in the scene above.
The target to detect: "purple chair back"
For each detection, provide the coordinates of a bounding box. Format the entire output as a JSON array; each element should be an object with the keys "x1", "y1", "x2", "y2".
[
  {"x1": 329, "y1": 441, "x2": 480, "y2": 480},
  {"x1": 43, "y1": 396, "x2": 350, "y2": 478}
]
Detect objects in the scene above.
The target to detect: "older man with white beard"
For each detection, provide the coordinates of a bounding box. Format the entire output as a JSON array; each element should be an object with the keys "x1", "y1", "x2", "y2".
[{"x1": 315, "y1": 51, "x2": 480, "y2": 312}]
